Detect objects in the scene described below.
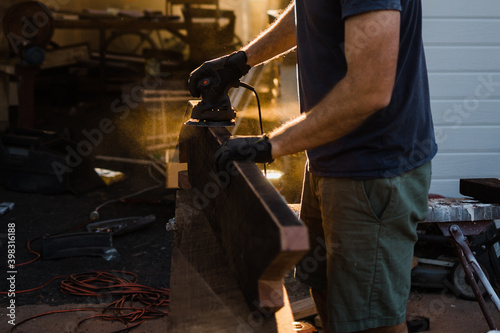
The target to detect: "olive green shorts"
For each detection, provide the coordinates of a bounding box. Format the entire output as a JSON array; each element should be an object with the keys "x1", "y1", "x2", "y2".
[{"x1": 295, "y1": 162, "x2": 431, "y2": 332}]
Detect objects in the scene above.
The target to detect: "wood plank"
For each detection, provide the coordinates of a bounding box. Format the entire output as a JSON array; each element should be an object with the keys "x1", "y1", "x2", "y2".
[
  {"x1": 179, "y1": 102, "x2": 309, "y2": 311},
  {"x1": 460, "y1": 178, "x2": 500, "y2": 204},
  {"x1": 275, "y1": 291, "x2": 296, "y2": 333},
  {"x1": 290, "y1": 297, "x2": 317, "y2": 321},
  {"x1": 422, "y1": 0, "x2": 500, "y2": 18},
  {"x1": 169, "y1": 190, "x2": 295, "y2": 332},
  {"x1": 41, "y1": 43, "x2": 90, "y2": 69},
  {"x1": 434, "y1": 126, "x2": 500, "y2": 152},
  {"x1": 423, "y1": 19, "x2": 500, "y2": 45},
  {"x1": 177, "y1": 169, "x2": 191, "y2": 189}
]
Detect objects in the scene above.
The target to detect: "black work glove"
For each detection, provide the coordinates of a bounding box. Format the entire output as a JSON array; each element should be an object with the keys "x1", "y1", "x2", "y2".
[
  {"x1": 188, "y1": 51, "x2": 251, "y2": 98},
  {"x1": 215, "y1": 135, "x2": 274, "y2": 172}
]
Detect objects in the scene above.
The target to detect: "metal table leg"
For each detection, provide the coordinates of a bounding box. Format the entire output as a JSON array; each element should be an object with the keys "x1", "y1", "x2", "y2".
[{"x1": 449, "y1": 224, "x2": 500, "y2": 330}]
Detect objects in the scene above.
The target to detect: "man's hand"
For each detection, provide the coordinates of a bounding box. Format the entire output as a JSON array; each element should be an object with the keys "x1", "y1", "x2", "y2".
[
  {"x1": 188, "y1": 51, "x2": 250, "y2": 98},
  {"x1": 215, "y1": 135, "x2": 274, "y2": 172}
]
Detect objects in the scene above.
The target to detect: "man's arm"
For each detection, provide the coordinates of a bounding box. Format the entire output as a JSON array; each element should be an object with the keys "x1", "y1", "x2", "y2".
[
  {"x1": 268, "y1": 10, "x2": 400, "y2": 158},
  {"x1": 242, "y1": 2, "x2": 297, "y2": 67}
]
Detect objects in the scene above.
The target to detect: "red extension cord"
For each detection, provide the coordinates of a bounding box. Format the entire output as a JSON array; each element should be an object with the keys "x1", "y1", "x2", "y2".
[{"x1": 2, "y1": 270, "x2": 170, "y2": 333}]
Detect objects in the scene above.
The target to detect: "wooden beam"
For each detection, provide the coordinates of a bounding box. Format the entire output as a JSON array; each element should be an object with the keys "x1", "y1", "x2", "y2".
[
  {"x1": 179, "y1": 102, "x2": 309, "y2": 311},
  {"x1": 169, "y1": 190, "x2": 295, "y2": 332},
  {"x1": 460, "y1": 178, "x2": 500, "y2": 204}
]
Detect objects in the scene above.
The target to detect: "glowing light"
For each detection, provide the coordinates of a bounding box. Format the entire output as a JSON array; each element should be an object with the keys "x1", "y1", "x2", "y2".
[{"x1": 263, "y1": 169, "x2": 283, "y2": 180}]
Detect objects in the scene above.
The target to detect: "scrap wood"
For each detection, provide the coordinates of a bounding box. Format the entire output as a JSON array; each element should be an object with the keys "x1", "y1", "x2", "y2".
[
  {"x1": 290, "y1": 296, "x2": 317, "y2": 320},
  {"x1": 460, "y1": 178, "x2": 500, "y2": 204}
]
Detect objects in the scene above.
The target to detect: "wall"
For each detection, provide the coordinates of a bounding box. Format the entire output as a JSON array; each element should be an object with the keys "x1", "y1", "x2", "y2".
[
  {"x1": 0, "y1": 0, "x2": 26, "y2": 130},
  {"x1": 422, "y1": 0, "x2": 500, "y2": 197}
]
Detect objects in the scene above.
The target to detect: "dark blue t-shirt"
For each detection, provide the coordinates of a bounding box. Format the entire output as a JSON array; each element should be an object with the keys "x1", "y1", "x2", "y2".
[{"x1": 295, "y1": 0, "x2": 437, "y2": 179}]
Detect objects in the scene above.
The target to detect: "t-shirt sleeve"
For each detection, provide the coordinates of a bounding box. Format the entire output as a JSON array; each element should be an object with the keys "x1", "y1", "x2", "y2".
[{"x1": 341, "y1": 0, "x2": 402, "y2": 19}]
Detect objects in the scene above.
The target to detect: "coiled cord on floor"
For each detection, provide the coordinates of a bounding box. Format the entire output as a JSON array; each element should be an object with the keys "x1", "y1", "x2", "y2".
[{"x1": 8, "y1": 270, "x2": 169, "y2": 333}]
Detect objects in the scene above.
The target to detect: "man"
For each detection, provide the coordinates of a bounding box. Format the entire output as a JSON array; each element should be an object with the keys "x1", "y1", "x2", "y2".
[{"x1": 188, "y1": 1, "x2": 437, "y2": 332}]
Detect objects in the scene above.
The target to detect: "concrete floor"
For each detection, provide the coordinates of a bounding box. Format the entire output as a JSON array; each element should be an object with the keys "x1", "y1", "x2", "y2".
[
  {"x1": 4, "y1": 289, "x2": 499, "y2": 332},
  {"x1": 406, "y1": 289, "x2": 500, "y2": 333},
  {"x1": 2, "y1": 303, "x2": 168, "y2": 333}
]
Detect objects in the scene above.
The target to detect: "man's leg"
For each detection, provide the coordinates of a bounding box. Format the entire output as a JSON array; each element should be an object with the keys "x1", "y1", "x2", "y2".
[
  {"x1": 310, "y1": 287, "x2": 334, "y2": 333},
  {"x1": 311, "y1": 288, "x2": 408, "y2": 333},
  {"x1": 295, "y1": 169, "x2": 331, "y2": 329},
  {"x1": 311, "y1": 286, "x2": 408, "y2": 333},
  {"x1": 314, "y1": 162, "x2": 431, "y2": 333}
]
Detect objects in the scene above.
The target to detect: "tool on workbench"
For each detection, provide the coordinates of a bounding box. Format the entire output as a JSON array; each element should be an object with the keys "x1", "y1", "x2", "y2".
[{"x1": 184, "y1": 75, "x2": 261, "y2": 128}]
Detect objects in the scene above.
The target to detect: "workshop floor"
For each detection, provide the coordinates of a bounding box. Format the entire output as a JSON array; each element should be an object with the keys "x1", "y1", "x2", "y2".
[{"x1": 1, "y1": 59, "x2": 499, "y2": 333}]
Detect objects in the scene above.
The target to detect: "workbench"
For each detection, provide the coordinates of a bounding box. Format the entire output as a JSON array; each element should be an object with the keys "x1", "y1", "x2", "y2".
[
  {"x1": 420, "y1": 197, "x2": 500, "y2": 330},
  {"x1": 54, "y1": 17, "x2": 187, "y2": 77}
]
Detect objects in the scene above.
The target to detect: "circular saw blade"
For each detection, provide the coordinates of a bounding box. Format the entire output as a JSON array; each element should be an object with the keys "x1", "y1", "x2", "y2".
[{"x1": 3, "y1": 1, "x2": 54, "y2": 53}]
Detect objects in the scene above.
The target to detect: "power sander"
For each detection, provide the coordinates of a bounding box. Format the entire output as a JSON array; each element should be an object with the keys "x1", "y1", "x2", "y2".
[{"x1": 185, "y1": 75, "x2": 246, "y2": 127}]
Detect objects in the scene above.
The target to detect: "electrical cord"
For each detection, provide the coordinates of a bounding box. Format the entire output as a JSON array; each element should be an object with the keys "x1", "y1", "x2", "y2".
[
  {"x1": 90, "y1": 165, "x2": 163, "y2": 220},
  {"x1": 238, "y1": 81, "x2": 267, "y2": 175},
  {"x1": 0, "y1": 275, "x2": 64, "y2": 295},
  {"x1": 238, "y1": 81, "x2": 264, "y2": 136},
  {"x1": 16, "y1": 165, "x2": 164, "y2": 266},
  {"x1": 16, "y1": 218, "x2": 95, "y2": 267},
  {"x1": 6, "y1": 270, "x2": 169, "y2": 333}
]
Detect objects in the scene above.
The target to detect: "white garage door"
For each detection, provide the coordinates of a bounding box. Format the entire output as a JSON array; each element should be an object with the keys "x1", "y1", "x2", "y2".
[{"x1": 423, "y1": 0, "x2": 500, "y2": 197}]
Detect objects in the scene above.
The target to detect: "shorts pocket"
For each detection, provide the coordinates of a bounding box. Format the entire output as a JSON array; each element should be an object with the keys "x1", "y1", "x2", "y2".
[{"x1": 359, "y1": 178, "x2": 393, "y2": 221}]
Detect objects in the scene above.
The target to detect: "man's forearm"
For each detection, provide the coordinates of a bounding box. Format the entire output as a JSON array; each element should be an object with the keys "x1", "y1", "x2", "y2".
[
  {"x1": 268, "y1": 77, "x2": 383, "y2": 158},
  {"x1": 242, "y1": 2, "x2": 296, "y2": 67},
  {"x1": 268, "y1": 10, "x2": 400, "y2": 159}
]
